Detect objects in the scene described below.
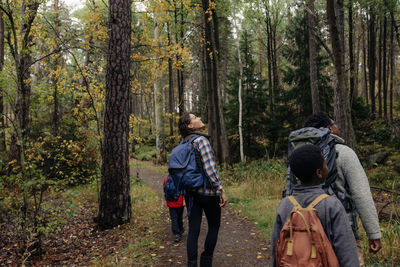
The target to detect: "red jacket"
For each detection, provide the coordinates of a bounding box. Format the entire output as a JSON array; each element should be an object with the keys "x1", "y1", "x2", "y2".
[{"x1": 164, "y1": 177, "x2": 184, "y2": 208}]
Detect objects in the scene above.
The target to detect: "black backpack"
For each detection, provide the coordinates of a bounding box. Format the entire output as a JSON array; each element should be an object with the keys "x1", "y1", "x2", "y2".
[{"x1": 284, "y1": 127, "x2": 358, "y2": 232}]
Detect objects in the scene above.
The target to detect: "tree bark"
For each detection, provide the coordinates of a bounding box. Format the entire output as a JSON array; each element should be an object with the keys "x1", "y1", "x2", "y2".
[
  {"x1": 257, "y1": 19, "x2": 262, "y2": 76},
  {"x1": 348, "y1": 0, "x2": 355, "y2": 105},
  {"x1": 154, "y1": 16, "x2": 164, "y2": 163},
  {"x1": 390, "y1": 17, "x2": 395, "y2": 121},
  {"x1": 361, "y1": 18, "x2": 368, "y2": 103},
  {"x1": 167, "y1": 22, "x2": 174, "y2": 136},
  {"x1": 52, "y1": 0, "x2": 60, "y2": 135},
  {"x1": 368, "y1": 9, "x2": 376, "y2": 117},
  {"x1": 0, "y1": 11, "x2": 5, "y2": 151},
  {"x1": 326, "y1": 0, "x2": 356, "y2": 148},
  {"x1": 98, "y1": 0, "x2": 131, "y2": 229},
  {"x1": 233, "y1": 10, "x2": 244, "y2": 162},
  {"x1": 383, "y1": 16, "x2": 388, "y2": 119},
  {"x1": 378, "y1": 20, "x2": 382, "y2": 117},
  {"x1": 201, "y1": 0, "x2": 230, "y2": 164},
  {"x1": 308, "y1": 0, "x2": 321, "y2": 113}
]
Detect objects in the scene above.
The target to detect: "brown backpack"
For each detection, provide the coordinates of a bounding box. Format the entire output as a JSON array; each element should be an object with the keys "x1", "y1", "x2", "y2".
[{"x1": 275, "y1": 194, "x2": 339, "y2": 267}]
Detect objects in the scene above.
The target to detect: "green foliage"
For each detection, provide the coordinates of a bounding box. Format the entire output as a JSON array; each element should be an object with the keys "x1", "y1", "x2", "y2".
[
  {"x1": 362, "y1": 220, "x2": 400, "y2": 266},
  {"x1": 25, "y1": 135, "x2": 100, "y2": 187},
  {"x1": 134, "y1": 144, "x2": 158, "y2": 161},
  {"x1": 282, "y1": 8, "x2": 333, "y2": 126},
  {"x1": 225, "y1": 32, "x2": 277, "y2": 161},
  {"x1": 358, "y1": 144, "x2": 400, "y2": 190}
]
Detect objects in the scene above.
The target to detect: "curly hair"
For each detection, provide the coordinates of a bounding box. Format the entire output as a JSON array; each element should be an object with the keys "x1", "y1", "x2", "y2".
[
  {"x1": 304, "y1": 112, "x2": 332, "y2": 128},
  {"x1": 178, "y1": 113, "x2": 194, "y2": 137},
  {"x1": 288, "y1": 144, "x2": 324, "y2": 184}
]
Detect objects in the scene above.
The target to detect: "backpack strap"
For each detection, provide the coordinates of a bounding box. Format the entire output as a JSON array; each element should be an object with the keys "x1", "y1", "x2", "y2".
[
  {"x1": 286, "y1": 197, "x2": 317, "y2": 259},
  {"x1": 307, "y1": 194, "x2": 330, "y2": 209},
  {"x1": 288, "y1": 196, "x2": 302, "y2": 209}
]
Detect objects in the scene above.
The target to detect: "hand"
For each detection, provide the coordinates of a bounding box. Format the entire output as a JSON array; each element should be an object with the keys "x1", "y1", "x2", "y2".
[
  {"x1": 368, "y1": 239, "x2": 382, "y2": 253},
  {"x1": 219, "y1": 189, "x2": 227, "y2": 207}
]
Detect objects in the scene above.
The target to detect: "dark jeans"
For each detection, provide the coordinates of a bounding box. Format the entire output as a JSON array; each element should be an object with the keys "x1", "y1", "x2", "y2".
[
  {"x1": 186, "y1": 194, "x2": 221, "y2": 262},
  {"x1": 169, "y1": 206, "x2": 184, "y2": 235}
]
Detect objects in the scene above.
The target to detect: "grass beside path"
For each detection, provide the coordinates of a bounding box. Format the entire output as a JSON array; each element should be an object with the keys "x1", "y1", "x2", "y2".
[
  {"x1": 93, "y1": 176, "x2": 165, "y2": 266},
  {"x1": 220, "y1": 159, "x2": 400, "y2": 267}
]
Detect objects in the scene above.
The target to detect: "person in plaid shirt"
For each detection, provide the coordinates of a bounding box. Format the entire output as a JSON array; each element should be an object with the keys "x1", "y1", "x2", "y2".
[{"x1": 178, "y1": 113, "x2": 227, "y2": 267}]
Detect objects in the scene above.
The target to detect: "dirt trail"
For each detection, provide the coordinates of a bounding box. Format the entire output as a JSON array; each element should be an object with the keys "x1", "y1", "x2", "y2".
[{"x1": 131, "y1": 161, "x2": 272, "y2": 266}]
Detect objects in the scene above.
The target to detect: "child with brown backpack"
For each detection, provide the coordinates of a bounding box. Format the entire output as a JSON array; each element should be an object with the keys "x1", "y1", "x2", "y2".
[{"x1": 271, "y1": 144, "x2": 360, "y2": 267}]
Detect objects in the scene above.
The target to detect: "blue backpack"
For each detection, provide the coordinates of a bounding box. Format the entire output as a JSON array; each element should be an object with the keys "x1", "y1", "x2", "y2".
[
  {"x1": 164, "y1": 135, "x2": 207, "y2": 201},
  {"x1": 284, "y1": 127, "x2": 358, "y2": 232}
]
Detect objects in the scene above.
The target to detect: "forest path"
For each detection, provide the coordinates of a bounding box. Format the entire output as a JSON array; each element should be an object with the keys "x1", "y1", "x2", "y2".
[{"x1": 131, "y1": 159, "x2": 272, "y2": 266}]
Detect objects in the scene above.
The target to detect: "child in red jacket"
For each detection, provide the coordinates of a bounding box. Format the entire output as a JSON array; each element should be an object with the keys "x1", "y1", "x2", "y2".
[{"x1": 164, "y1": 177, "x2": 185, "y2": 242}]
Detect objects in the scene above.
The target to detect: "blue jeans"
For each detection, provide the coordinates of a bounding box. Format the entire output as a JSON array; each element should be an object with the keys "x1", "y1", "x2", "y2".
[{"x1": 186, "y1": 194, "x2": 221, "y2": 262}]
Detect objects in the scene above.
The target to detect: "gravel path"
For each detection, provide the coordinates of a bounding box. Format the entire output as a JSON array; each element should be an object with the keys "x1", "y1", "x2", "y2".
[{"x1": 131, "y1": 160, "x2": 272, "y2": 266}]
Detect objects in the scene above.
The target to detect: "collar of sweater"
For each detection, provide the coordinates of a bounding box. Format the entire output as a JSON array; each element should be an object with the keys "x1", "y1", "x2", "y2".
[{"x1": 331, "y1": 133, "x2": 345, "y2": 144}]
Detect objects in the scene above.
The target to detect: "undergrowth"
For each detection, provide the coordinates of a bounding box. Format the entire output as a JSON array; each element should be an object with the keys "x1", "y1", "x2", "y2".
[
  {"x1": 93, "y1": 177, "x2": 164, "y2": 266},
  {"x1": 220, "y1": 158, "x2": 400, "y2": 266}
]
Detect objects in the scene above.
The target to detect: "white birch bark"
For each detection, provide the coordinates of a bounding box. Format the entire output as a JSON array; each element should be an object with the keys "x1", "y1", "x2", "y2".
[{"x1": 233, "y1": 9, "x2": 245, "y2": 162}]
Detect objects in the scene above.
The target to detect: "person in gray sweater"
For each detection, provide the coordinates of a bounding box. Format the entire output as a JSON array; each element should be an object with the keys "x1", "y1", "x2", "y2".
[
  {"x1": 304, "y1": 112, "x2": 382, "y2": 265},
  {"x1": 271, "y1": 144, "x2": 359, "y2": 267}
]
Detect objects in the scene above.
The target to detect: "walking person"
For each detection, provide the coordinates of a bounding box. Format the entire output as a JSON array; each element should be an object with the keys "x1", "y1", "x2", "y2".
[
  {"x1": 178, "y1": 113, "x2": 227, "y2": 267},
  {"x1": 163, "y1": 176, "x2": 185, "y2": 242},
  {"x1": 303, "y1": 112, "x2": 382, "y2": 265}
]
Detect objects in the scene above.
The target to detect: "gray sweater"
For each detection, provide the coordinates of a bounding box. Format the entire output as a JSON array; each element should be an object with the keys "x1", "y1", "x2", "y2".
[
  {"x1": 271, "y1": 185, "x2": 360, "y2": 267},
  {"x1": 332, "y1": 134, "x2": 382, "y2": 240}
]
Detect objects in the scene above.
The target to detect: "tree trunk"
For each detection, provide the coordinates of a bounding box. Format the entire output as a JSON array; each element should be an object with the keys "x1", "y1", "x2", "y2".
[
  {"x1": 362, "y1": 18, "x2": 368, "y2": 103},
  {"x1": 154, "y1": 16, "x2": 164, "y2": 163},
  {"x1": 265, "y1": 9, "x2": 273, "y2": 111},
  {"x1": 201, "y1": 0, "x2": 230, "y2": 164},
  {"x1": 390, "y1": 17, "x2": 395, "y2": 121},
  {"x1": 98, "y1": 0, "x2": 131, "y2": 229},
  {"x1": 308, "y1": 0, "x2": 320, "y2": 113},
  {"x1": 0, "y1": 11, "x2": 5, "y2": 151},
  {"x1": 383, "y1": 16, "x2": 388, "y2": 119},
  {"x1": 175, "y1": 1, "x2": 184, "y2": 116},
  {"x1": 378, "y1": 20, "x2": 382, "y2": 117},
  {"x1": 326, "y1": 0, "x2": 356, "y2": 148},
  {"x1": 167, "y1": 23, "x2": 174, "y2": 136},
  {"x1": 257, "y1": 19, "x2": 262, "y2": 76},
  {"x1": 233, "y1": 10, "x2": 244, "y2": 162},
  {"x1": 348, "y1": 0, "x2": 355, "y2": 105},
  {"x1": 368, "y1": 9, "x2": 376, "y2": 117},
  {"x1": 52, "y1": 0, "x2": 60, "y2": 135}
]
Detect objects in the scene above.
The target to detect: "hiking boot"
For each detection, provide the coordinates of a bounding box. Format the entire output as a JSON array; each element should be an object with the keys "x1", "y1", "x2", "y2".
[
  {"x1": 200, "y1": 255, "x2": 213, "y2": 267},
  {"x1": 174, "y1": 233, "x2": 182, "y2": 243}
]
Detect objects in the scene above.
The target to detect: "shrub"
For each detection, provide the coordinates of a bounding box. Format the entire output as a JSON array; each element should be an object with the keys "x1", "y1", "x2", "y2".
[{"x1": 26, "y1": 135, "x2": 100, "y2": 186}]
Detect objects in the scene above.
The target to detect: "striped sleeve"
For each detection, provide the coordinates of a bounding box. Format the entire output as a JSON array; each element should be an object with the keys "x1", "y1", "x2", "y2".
[{"x1": 194, "y1": 136, "x2": 223, "y2": 190}]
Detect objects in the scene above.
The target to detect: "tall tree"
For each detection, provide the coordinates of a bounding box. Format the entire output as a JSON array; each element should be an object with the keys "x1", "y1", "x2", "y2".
[
  {"x1": 153, "y1": 14, "x2": 164, "y2": 163},
  {"x1": 368, "y1": 8, "x2": 376, "y2": 117},
  {"x1": 348, "y1": 0, "x2": 356, "y2": 105},
  {"x1": 326, "y1": 0, "x2": 356, "y2": 148},
  {"x1": 0, "y1": 11, "x2": 5, "y2": 151},
  {"x1": 0, "y1": 0, "x2": 40, "y2": 142},
  {"x1": 307, "y1": 0, "x2": 320, "y2": 113},
  {"x1": 382, "y1": 14, "x2": 388, "y2": 119},
  {"x1": 232, "y1": 7, "x2": 244, "y2": 162},
  {"x1": 98, "y1": 0, "x2": 131, "y2": 229},
  {"x1": 389, "y1": 15, "x2": 395, "y2": 121},
  {"x1": 201, "y1": 0, "x2": 230, "y2": 164},
  {"x1": 52, "y1": 0, "x2": 60, "y2": 135}
]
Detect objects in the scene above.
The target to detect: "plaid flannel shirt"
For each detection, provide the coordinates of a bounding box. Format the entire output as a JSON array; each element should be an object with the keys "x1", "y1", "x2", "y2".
[{"x1": 192, "y1": 136, "x2": 223, "y2": 196}]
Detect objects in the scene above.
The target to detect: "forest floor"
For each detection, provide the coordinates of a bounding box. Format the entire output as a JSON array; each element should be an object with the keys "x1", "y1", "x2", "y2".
[
  {"x1": 0, "y1": 160, "x2": 272, "y2": 266},
  {"x1": 133, "y1": 160, "x2": 273, "y2": 266},
  {"x1": 1, "y1": 159, "x2": 398, "y2": 266}
]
